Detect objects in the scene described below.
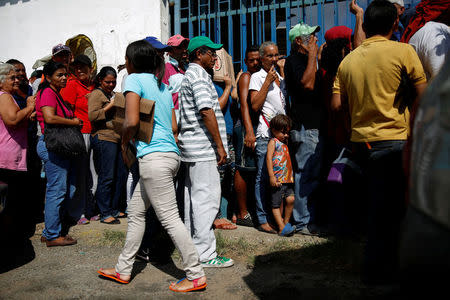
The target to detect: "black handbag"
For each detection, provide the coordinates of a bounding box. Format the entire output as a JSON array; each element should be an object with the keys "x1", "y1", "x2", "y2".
[{"x1": 43, "y1": 88, "x2": 86, "y2": 158}]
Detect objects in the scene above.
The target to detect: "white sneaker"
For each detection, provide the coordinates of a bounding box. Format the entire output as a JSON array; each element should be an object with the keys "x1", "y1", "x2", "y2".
[{"x1": 201, "y1": 256, "x2": 234, "y2": 268}]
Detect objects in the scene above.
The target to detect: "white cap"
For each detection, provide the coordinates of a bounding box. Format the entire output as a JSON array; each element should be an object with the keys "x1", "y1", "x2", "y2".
[{"x1": 388, "y1": 0, "x2": 404, "y2": 7}]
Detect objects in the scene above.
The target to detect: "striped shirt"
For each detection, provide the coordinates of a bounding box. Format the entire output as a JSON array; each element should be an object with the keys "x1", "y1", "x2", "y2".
[{"x1": 178, "y1": 63, "x2": 228, "y2": 162}]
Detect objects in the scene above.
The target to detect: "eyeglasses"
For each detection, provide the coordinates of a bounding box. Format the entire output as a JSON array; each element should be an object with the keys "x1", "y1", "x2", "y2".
[{"x1": 206, "y1": 50, "x2": 218, "y2": 58}]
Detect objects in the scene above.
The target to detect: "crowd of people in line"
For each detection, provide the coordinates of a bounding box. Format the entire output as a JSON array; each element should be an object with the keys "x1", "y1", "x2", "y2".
[{"x1": 0, "y1": 0, "x2": 449, "y2": 292}]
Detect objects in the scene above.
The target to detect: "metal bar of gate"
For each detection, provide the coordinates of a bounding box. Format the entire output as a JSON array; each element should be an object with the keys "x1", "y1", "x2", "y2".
[
  {"x1": 174, "y1": 0, "x2": 181, "y2": 35},
  {"x1": 227, "y1": 0, "x2": 233, "y2": 58},
  {"x1": 286, "y1": 0, "x2": 291, "y2": 55},
  {"x1": 271, "y1": 0, "x2": 276, "y2": 43},
  {"x1": 250, "y1": 0, "x2": 254, "y2": 45},
  {"x1": 188, "y1": 0, "x2": 193, "y2": 38},
  {"x1": 240, "y1": 1, "x2": 247, "y2": 71},
  {"x1": 217, "y1": 0, "x2": 221, "y2": 43}
]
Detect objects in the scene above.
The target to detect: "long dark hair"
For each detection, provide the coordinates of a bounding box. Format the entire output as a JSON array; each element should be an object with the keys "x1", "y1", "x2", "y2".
[
  {"x1": 94, "y1": 66, "x2": 117, "y2": 88},
  {"x1": 38, "y1": 60, "x2": 66, "y2": 92},
  {"x1": 125, "y1": 40, "x2": 165, "y2": 87},
  {"x1": 321, "y1": 38, "x2": 351, "y2": 77}
]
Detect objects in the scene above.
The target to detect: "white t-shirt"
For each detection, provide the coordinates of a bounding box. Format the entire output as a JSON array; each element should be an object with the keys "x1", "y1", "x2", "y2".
[
  {"x1": 249, "y1": 68, "x2": 285, "y2": 138},
  {"x1": 409, "y1": 21, "x2": 450, "y2": 80}
]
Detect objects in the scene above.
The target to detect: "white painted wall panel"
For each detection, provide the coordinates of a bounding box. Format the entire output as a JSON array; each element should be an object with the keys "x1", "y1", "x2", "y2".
[{"x1": 0, "y1": 0, "x2": 169, "y2": 78}]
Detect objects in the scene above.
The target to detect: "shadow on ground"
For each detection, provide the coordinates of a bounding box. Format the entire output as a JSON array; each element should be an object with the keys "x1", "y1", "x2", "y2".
[
  {"x1": 243, "y1": 238, "x2": 400, "y2": 299},
  {"x1": 0, "y1": 239, "x2": 35, "y2": 274}
]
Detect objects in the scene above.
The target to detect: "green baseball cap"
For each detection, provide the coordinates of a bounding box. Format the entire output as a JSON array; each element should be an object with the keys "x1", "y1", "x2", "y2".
[
  {"x1": 187, "y1": 36, "x2": 223, "y2": 54},
  {"x1": 289, "y1": 22, "x2": 320, "y2": 42}
]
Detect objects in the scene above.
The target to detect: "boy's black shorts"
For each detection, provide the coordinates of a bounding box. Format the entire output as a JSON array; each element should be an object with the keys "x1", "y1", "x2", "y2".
[{"x1": 271, "y1": 183, "x2": 294, "y2": 208}]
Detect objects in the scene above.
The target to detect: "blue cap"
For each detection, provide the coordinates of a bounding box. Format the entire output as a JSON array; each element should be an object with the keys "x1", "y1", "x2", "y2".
[{"x1": 144, "y1": 36, "x2": 171, "y2": 51}]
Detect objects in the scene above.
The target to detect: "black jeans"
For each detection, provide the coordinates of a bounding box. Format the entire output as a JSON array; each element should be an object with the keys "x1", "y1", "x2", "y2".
[{"x1": 352, "y1": 140, "x2": 407, "y2": 282}]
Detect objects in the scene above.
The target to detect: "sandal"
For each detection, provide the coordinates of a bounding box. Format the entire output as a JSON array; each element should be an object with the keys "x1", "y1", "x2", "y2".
[
  {"x1": 117, "y1": 212, "x2": 127, "y2": 219},
  {"x1": 169, "y1": 277, "x2": 207, "y2": 292},
  {"x1": 100, "y1": 217, "x2": 120, "y2": 224},
  {"x1": 213, "y1": 220, "x2": 238, "y2": 230},
  {"x1": 90, "y1": 215, "x2": 100, "y2": 221},
  {"x1": 257, "y1": 225, "x2": 277, "y2": 234},
  {"x1": 279, "y1": 223, "x2": 295, "y2": 237},
  {"x1": 77, "y1": 217, "x2": 90, "y2": 225},
  {"x1": 97, "y1": 269, "x2": 129, "y2": 284}
]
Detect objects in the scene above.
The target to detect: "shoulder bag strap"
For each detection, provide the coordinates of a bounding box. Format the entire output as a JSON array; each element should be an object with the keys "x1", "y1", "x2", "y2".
[{"x1": 51, "y1": 88, "x2": 72, "y2": 119}]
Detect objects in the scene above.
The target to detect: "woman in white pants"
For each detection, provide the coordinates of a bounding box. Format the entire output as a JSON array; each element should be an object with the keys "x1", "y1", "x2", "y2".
[{"x1": 97, "y1": 40, "x2": 206, "y2": 292}]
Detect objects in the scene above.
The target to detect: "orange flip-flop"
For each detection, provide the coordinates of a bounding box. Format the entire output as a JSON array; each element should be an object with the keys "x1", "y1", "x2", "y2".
[
  {"x1": 213, "y1": 221, "x2": 238, "y2": 230},
  {"x1": 169, "y1": 277, "x2": 207, "y2": 292},
  {"x1": 97, "y1": 269, "x2": 130, "y2": 284}
]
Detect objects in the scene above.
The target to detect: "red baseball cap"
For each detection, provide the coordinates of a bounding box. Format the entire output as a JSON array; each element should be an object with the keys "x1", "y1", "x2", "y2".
[
  {"x1": 167, "y1": 34, "x2": 189, "y2": 47},
  {"x1": 324, "y1": 26, "x2": 353, "y2": 45}
]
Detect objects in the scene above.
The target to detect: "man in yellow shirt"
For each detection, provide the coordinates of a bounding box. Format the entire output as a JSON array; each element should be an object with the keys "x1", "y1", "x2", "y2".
[{"x1": 331, "y1": 0, "x2": 426, "y2": 285}]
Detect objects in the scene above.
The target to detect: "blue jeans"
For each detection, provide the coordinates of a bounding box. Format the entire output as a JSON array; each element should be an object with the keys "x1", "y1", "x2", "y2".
[
  {"x1": 37, "y1": 136, "x2": 78, "y2": 240},
  {"x1": 91, "y1": 135, "x2": 126, "y2": 220},
  {"x1": 352, "y1": 140, "x2": 407, "y2": 281},
  {"x1": 255, "y1": 137, "x2": 270, "y2": 225},
  {"x1": 290, "y1": 127, "x2": 324, "y2": 228}
]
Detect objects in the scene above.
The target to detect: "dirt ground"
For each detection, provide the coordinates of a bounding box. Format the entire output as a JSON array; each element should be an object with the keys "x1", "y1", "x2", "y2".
[{"x1": 0, "y1": 220, "x2": 399, "y2": 299}]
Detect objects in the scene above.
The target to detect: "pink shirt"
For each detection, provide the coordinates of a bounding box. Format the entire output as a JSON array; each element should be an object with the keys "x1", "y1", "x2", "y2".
[
  {"x1": 163, "y1": 60, "x2": 185, "y2": 109},
  {"x1": 36, "y1": 88, "x2": 74, "y2": 134},
  {"x1": 0, "y1": 91, "x2": 28, "y2": 171}
]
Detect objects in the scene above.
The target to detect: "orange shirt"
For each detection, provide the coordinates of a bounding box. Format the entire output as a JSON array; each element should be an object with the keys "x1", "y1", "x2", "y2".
[{"x1": 60, "y1": 76, "x2": 94, "y2": 133}]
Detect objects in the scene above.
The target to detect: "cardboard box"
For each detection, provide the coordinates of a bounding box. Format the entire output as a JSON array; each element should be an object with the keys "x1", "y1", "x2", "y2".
[
  {"x1": 111, "y1": 93, "x2": 155, "y2": 145},
  {"x1": 213, "y1": 48, "x2": 237, "y2": 88}
]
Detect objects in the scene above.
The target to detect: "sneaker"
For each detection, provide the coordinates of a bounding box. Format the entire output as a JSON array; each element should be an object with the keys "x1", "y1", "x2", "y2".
[
  {"x1": 236, "y1": 213, "x2": 254, "y2": 227},
  {"x1": 201, "y1": 256, "x2": 234, "y2": 268}
]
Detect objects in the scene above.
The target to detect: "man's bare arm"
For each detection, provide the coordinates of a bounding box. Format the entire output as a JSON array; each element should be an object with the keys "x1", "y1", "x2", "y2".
[
  {"x1": 350, "y1": 0, "x2": 366, "y2": 49},
  {"x1": 200, "y1": 108, "x2": 227, "y2": 165}
]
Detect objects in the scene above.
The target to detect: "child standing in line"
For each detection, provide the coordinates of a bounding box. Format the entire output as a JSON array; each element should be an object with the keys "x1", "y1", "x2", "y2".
[{"x1": 266, "y1": 114, "x2": 295, "y2": 236}]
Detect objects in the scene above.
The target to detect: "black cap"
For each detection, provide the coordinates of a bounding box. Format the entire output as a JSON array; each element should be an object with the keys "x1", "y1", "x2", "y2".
[{"x1": 72, "y1": 54, "x2": 92, "y2": 67}]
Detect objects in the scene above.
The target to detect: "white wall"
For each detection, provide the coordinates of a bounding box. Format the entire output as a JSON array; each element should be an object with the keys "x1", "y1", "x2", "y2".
[{"x1": 0, "y1": 0, "x2": 170, "y2": 78}]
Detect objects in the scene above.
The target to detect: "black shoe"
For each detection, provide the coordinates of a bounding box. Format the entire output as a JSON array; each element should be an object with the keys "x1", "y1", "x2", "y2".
[{"x1": 236, "y1": 213, "x2": 254, "y2": 227}]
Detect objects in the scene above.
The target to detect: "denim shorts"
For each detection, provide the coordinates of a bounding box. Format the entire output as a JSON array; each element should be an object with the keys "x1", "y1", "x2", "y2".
[
  {"x1": 271, "y1": 183, "x2": 294, "y2": 208},
  {"x1": 233, "y1": 125, "x2": 257, "y2": 172}
]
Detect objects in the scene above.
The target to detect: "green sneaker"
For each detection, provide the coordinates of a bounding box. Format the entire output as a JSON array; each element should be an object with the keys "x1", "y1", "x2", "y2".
[{"x1": 201, "y1": 256, "x2": 234, "y2": 268}]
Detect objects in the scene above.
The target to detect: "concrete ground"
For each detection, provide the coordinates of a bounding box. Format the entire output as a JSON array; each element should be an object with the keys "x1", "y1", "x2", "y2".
[{"x1": 0, "y1": 220, "x2": 398, "y2": 299}]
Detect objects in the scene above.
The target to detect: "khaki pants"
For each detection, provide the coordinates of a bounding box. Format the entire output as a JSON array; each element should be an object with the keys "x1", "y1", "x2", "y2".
[{"x1": 115, "y1": 152, "x2": 204, "y2": 280}]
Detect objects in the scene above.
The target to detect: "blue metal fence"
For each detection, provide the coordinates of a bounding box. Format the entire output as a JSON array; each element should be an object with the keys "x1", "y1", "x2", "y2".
[{"x1": 171, "y1": 0, "x2": 420, "y2": 70}]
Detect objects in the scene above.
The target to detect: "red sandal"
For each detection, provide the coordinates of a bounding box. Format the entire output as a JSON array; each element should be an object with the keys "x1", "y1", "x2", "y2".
[
  {"x1": 169, "y1": 277, "x2": 207, "y2": 292},
  {"x1": 97, "y1": 269, "x2": 129, "y2": 284}
]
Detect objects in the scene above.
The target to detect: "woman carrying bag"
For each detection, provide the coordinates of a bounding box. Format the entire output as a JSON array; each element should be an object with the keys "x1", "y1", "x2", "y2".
[{"x1": 36, "y1": 61, "x2": 83, "y2": 247}]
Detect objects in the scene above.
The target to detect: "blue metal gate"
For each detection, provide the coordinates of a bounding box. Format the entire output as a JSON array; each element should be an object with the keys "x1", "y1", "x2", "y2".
[{"x1": 171, "y1": 0, "x2": 420, "y2": 70}]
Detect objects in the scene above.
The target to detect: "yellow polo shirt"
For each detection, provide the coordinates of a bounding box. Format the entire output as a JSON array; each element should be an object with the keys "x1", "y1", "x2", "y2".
[{"x1": 333, "y1": 36, "x2": 426, "y2": 142}]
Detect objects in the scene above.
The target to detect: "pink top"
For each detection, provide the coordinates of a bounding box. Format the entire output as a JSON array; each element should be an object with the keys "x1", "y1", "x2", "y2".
[
  {"x1": 163, "y1": 61, "x2": 185, "y2": 109},
  {"x1": 36, "y1": 88, "x2": 74, "y2": 134},
  {"x1": 0, "y1": 91, "x2": 28, "y2": 171}
]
